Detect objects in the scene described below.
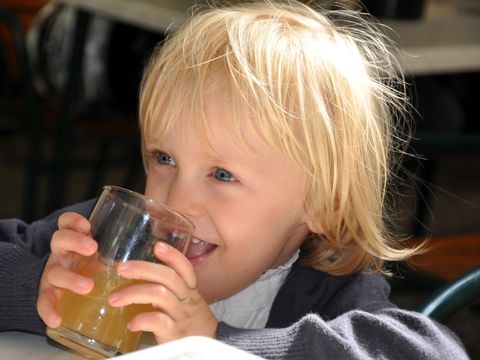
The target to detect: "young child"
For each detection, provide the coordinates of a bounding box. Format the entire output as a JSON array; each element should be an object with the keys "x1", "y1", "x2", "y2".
[{"x1": 1, "y1": 0, "x2": 468, "y2": 358}]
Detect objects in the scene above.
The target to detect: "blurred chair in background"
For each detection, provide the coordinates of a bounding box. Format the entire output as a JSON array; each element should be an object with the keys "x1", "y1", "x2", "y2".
[
  {"x1": 0, "y1": 4, "x2": 42, "y2": 222},
  {"x1": 33, "y1": 6, "x2": 163, "y2": 215},
  {"x1": 27, "y1": 4, "x2": 165, "y2": 216},
  {"x1": 407, "y1": 73, "x2": 480, "y2": 237},
  {"x1": 417, "y1": 266, "x2": 480, "y2": 323},
  {"x1": 405, "y1": 232, "x2": 480, "y2": 287},
  {"x1": 1, "y1": 3, "x2": 164, "y2": 221}
]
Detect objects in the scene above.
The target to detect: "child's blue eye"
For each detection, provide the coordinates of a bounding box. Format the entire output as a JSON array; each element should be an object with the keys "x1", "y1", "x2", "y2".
[
  {"x1": 214, "y1": 168, "x2": 236, "y2": 182},
  {"x1": 155, "y1": 151, "x2": 176, "y2": 166}
]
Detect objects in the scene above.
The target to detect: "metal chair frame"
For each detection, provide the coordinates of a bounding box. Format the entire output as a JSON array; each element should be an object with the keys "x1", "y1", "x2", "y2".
[{"x1": 417, "y1": 267, "x2": 480, "y2": 322}]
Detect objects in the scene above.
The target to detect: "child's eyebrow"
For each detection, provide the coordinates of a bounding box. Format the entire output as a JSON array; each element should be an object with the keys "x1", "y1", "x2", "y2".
[
  {"x1": 143, "y1": 137, "x2": 168, "y2": 149},
  {"x1": 205, "y1": 145, "x2": 273, "y2": 174},
  {"x1": 204, "y1": 150, "x2": 247, "y2": 166}
]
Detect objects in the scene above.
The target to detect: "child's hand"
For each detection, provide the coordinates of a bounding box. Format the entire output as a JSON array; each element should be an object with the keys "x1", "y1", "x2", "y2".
[
  {"x1": 37, "y1": 212, "x2": 97, "y2": 328},
  {"x1": 108, "y1": 242, "x2": 218, "y2": 343}
]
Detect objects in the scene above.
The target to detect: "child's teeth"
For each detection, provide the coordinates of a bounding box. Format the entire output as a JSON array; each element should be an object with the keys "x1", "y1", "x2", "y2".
[{"x1": 192, "y1": 238, "x2": 201, "y2": 244}]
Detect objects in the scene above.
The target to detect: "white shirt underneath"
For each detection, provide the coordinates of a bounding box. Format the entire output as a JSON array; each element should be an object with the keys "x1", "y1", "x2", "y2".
[{"x1": 209, "y1": 250, "x2": 300, "y2": 329}]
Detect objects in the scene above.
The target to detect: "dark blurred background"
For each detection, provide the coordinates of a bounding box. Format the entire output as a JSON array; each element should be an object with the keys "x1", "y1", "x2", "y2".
[{"x1": 0, "y1": 0, "x2": 479, "y2": 358}]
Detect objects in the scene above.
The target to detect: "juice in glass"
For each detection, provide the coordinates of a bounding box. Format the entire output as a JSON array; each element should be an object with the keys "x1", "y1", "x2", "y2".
[{"x1": 47, "y1": 257, "x2": 154, "y2": 358}]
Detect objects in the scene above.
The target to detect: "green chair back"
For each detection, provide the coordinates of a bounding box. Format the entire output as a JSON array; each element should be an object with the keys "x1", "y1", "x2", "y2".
[{"x1": 416, "y1": 267, "x2": 480, "y2": 322}]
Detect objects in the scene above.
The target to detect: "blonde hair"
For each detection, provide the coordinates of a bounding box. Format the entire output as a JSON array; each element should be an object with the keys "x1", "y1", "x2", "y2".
[{"x1": 139, "y1": 0, "x2": 418, "y2": 275}]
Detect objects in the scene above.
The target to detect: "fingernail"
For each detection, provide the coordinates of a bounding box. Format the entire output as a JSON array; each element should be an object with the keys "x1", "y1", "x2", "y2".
[
  {"x1": 127, "y1": 321, "x2": 135, "y2": 332},
  {"x1": 81, "y1": 238, "x2": 95, "y2": 251},
  {"x1": 78, "y1": 278, "x2": 93, "y2": 291},
  {"x1": 156, "y1": 242, "x2": 169, "y2": 253},
  {"x1": 79, "y1": 219, "x2": 90, "y2": 232},
  {"x1": 117, "y1": 262, "x2": 130, "y2": 272},
  {"x1": 49, "y1": 314, "x2": 60, "y2": 327},
  {"x1": 109, "y1": 293, "x2": 119, "y2": 306}
]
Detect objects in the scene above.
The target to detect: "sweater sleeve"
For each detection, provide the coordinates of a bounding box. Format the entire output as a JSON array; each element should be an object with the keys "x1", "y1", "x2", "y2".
[
  {"x1": 0, "y1": 200, "x2": 95, "y2": 334},
  {"x1": 216, "y1": 264, "x2": 470, "y2": 359},
  {"x1": 217, "y1": 309, "x2": 469, "y2": 360}
]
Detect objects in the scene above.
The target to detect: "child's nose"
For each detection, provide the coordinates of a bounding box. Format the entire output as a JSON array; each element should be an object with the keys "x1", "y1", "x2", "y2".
[{"x1": 165, "y1": 176, "x2": 203, "y2": 219}]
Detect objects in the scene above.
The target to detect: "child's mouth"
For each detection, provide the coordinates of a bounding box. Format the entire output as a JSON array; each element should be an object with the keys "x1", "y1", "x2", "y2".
[{"x1": 186, "y1": 237, "x2": 217, "y2": 264}]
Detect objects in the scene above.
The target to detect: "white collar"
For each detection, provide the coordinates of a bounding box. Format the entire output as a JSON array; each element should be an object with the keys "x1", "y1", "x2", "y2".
[{"x1": 209, "y1": 250, "x2": 299, "y2": 329}]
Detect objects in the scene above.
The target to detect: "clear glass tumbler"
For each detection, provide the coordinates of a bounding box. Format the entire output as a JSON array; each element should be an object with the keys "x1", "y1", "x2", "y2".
[{"x1": 46, "y1": 185, "x2": 194, "y2": 359}]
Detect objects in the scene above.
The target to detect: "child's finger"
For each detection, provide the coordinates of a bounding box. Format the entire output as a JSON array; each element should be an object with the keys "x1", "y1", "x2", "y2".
[
  {"x1": 50, "y1": 229, "x2": 97, "y2": 257},
  {"x1": 116, "y1": 260, "x2": 191, "y2": 302},
  {"x1": 45, "y1": 265, "x2": 94, "y2": 294},
  {"x1": 127, "y1": 311, "x2": 176, "y2": 341},
  {"x1": 58, "y1": 212, "x2": 91, "y2": 233},
  {"x1": 37, "y1": 287, "x2": 63, "y2": 328},
  {"x1": 108, "y1": 283, "x2": 182, "y2": 314},
  {"x1": 153, "y1": 242, "x2": 197, "y2": 289}
]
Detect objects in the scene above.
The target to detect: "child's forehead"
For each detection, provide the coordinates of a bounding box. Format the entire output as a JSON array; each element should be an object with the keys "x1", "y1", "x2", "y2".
[
  {"x1": 146, "y1": 91, "x2": 267, "y2": 159},
  {"x1": 147, "y1": 74, "x2": 273, "y2": 145},
  {"x1": 142, "y1": 67, "x2": 303, "y2": 167}
]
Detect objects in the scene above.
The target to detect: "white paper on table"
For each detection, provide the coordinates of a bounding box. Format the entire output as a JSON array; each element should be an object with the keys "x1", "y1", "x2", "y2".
[{"x1": 113, "y1": 336, "x2": 265, "y2": 359}]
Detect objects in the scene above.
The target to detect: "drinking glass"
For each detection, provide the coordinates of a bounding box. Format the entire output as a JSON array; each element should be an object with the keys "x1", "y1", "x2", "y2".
[{"x1": 46, "y1": 185, "x2": 194, "y2": 359}]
